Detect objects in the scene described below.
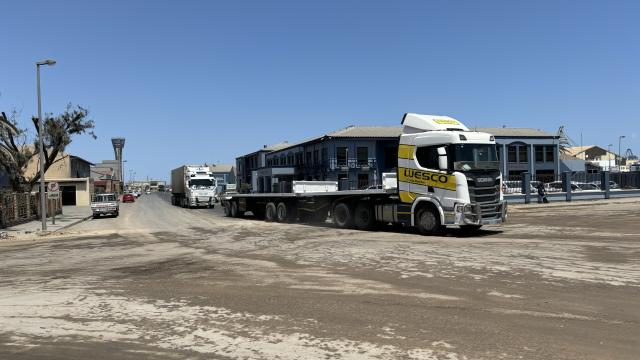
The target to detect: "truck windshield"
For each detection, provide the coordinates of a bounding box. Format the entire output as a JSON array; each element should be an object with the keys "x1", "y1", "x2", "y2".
[
  {"x1": 451, "y1": 144, "x2": 499, "y2": 171},
  {"x1": 189, "y1": 179, "x2": 214, "y2": 188}
]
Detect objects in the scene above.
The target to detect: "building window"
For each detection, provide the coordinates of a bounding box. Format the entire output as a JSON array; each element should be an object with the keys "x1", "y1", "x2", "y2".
[
  {"x1": 313, "y1": 150, "x2": 319, "y2": 165},
  {"x1": 357, "y1": 147, "x2": 368, "y2": 166},
  {"x1": 321, "y1": 148, "x2": 327, "y2": 163},
  {"x1": 337, "y1": 147, "x2": 348, "y2": 166},
  {"x1": 508, "y1": 146, "x2": 517, "y2": 163},
  {"x1": 358, "y1": 174, "x2": 369, "y2": 189},
  {"x1": 545, "y1": 146, "x2": 555, "y2": 163},
  {"x1": 497, "y1": 146, "x2": 501, "y2": 161},
  {"x1": 415, "y1": 146, "x2": 439, "y2": 170},
  {"x1": 306, "y1": 152, "x2": 312, "y2": 165},
  {"x1": 535, "y1": 146, "x2": 544, "y2": 163},
  {"x1": 518, "y1": 145, "x2": 529, "y2": 163}
]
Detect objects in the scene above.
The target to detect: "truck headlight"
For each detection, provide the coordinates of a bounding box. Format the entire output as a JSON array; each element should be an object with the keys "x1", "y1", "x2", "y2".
[{"x1": 455, "y1": 203, "x2": 465, "y2": 213}]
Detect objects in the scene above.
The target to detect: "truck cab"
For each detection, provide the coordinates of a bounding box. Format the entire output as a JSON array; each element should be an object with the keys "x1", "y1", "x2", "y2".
[{"x1": 397, "y1": 114, "x2": 506, "y2": 232}]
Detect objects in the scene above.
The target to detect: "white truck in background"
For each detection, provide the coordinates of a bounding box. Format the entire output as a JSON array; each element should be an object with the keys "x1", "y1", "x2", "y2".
[
  {"x1": 171, "y1": 165, "x2": 217, "y2": 208},
  {"x1": 222, "y1": 113, "x2": 507, "y2": 235}
]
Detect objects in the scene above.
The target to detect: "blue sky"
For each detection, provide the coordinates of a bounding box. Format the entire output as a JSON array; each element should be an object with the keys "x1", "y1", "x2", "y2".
[{"x1": 1, "y1": 1, "x2": 638, "y2": 181}]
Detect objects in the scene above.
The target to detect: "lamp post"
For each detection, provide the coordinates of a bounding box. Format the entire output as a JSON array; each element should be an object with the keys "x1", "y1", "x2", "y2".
[
  {"x1": 607, "y1": 144, "x2": 613, "y2": 171},
  {"x1": 36, "y1": 59, "x2": 56, "y2": 231},
  {"x1": 122, "y1": 160, "x2": 127, "y2": 193},
  {"x1": 619, "y1": 136, "x2": 626, "y2": 170}
]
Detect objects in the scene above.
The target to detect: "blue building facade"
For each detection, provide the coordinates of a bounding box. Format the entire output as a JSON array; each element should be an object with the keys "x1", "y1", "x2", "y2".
[{"x1": 252, "y1": 126, "x2": 401, "y2": 192}]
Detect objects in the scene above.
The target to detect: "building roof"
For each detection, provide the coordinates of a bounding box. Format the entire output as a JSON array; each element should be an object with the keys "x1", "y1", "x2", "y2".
[
  {"x1": 70, "y1": 154, "x2": 94, "y2": 165},
  {"x1": 209, "y1": 164, "x2": 234, "y2": 173},
  {"x1": 326, "y1": 125, "x2": 404, "y2": 138},
  {"x1": 565, "y1": 145, "x2": 600, "y2": 156},
  {"x1": 474, "y1": 127, "x2": 556, "y2": 138}
]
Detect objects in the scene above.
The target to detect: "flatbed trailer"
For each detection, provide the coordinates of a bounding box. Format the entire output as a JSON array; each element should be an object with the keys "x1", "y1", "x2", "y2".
[{"x1": 222, "y1": 187, "x2": 416, "y2": 230}]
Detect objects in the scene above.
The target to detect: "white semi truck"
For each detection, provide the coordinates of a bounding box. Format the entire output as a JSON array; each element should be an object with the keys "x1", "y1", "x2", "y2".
[
  {"x1": 222, "y1": 114, "x2": 507, "y2": 235},
  {"x1": 171, "y1": 165, "x2": 217, "y2": 208}
]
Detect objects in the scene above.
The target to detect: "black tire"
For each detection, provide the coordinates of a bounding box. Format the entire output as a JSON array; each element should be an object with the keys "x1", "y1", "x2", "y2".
[
  {"x1": 223, "y1": 203, "x2": 232, "y2": 217},
  {"x1": 230, "y1": 201, "x2": 239, "y2": 217},
  {"x1": 460, "y1": 225, "x2": 482, "y2": 235},
  {"x1": 264, "y1": 202, "x2": 277, "y2": 222},
  {"x1": 353, "y1": 202, "x2": 375, "y2": 230},
  {"x1": 415, "y1": 206, "x2": 443, "y2": 236},
  {"x1": 276, "y1": 202, "x2": 289, "y2": 223},
  {"x1": 332, "y1": 202, "x2": 353, "y2": 229}
]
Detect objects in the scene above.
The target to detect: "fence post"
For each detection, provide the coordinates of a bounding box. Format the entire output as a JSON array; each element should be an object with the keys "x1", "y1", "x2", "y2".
[
  {"x1": 522, "y1": 172, "x2": 531, "y2": 204},
  {"x1": 13, "y1": 193, "x2": 19, "y2": 222},
  {"x1": 562, "y1": 171, "x2": 572, "y2": 202},
  {"x1": 602, "y1": 171, "x2": 610, "y2": 199}
]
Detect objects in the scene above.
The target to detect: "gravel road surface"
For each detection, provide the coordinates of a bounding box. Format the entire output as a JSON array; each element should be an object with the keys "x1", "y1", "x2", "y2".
[{"x1": 1, "y1": 193, "x2": 638, "y2": 359}]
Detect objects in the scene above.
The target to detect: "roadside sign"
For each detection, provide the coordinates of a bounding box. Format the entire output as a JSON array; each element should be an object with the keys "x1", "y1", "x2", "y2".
[
  {"x1": 47, "y1": 182, "x2": 59, "y2": 192},
  {"x1": 47, "y1": 192, "x2": 60, "y2": 199}
]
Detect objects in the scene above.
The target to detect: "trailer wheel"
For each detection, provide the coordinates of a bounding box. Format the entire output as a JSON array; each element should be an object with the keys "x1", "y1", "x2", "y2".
[
  {"x1": 354, "y1": 202, "x2": 375, "y2": 230},
  {"x1": 332, "y1": 202, "x2": 353, "y2": 229},
  {"x1": 223, "y1": 203, "x2": 232, "y2": 217},
  {"x1": 230, "y1": 201, "x2": 239, "y2": 217},
  {"x1": 276, "y1": 202, "x2": 290, "y2": 222},
  {"x1": 264, "y1": 202, "x2": 277, "y2": 222},
  {"x1": 415, "y1": 205, "x2": 443, "y2": 236}
]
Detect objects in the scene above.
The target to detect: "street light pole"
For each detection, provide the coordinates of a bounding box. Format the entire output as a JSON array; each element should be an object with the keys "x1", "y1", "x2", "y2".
[
  {"x1": 619, "y1": 135, "x2": 626, "y2": 170},
  {"x1": 36, "y1": 59, "x2": 56, "y2": 231},
  {"x1": 607, "y1": 144, "x2": 613, "y2": 171}
]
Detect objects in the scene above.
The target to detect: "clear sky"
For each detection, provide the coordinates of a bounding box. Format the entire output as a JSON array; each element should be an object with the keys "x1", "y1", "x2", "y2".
[{"x1": 1, "y1": 1, "x2": 638, "y2": 181}]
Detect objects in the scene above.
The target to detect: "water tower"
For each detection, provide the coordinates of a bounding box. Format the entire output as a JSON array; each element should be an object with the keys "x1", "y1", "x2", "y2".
[{"x1": 111, "y1": 137, "x2": 125, "y2": 186}]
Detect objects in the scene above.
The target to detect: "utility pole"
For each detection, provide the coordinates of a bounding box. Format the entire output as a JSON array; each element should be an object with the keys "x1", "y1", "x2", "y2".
[
  {"x1": 36, "y1": 59, "x2": 56, "y2": 231},
  {"x1": 619, "y1": 135, "x2": 626, "y2": 170}
]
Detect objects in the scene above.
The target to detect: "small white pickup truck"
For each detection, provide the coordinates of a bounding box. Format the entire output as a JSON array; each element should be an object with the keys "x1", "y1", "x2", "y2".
[{"x1": 91, "y1": 193, "x2": 119, "y2": 218}]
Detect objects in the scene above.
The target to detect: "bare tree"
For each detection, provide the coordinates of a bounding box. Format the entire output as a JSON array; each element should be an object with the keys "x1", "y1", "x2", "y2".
[{"x1": 0, "y1": 104, "x2": 96, "y2": 192}]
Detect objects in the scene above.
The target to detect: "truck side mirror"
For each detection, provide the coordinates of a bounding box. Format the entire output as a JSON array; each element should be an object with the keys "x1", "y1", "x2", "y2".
[{"x1": 437, "y1": 147, "x2": 448, "y2": 171}]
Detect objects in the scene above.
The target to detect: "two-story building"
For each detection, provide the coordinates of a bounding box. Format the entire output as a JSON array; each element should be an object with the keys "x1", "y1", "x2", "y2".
[
  {"x1": 236, "y1": 141, "x2": 290, "y2": 192},
  {"x1": 244, "y1": 126, "x2": 401, "y2": 193},
  {"x1": 239, "y1": 124, "x2": 576, "y2": 193}
]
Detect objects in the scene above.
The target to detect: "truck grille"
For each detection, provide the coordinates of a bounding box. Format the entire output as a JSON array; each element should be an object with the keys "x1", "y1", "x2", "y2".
[{"x1": 467, "y1": 178, "x2": 501, "y2": 220}]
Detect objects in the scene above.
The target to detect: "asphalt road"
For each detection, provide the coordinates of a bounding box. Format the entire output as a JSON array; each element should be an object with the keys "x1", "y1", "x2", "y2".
[{"x1": 1, "y1": 193, "x2": 639, "y2": 359}]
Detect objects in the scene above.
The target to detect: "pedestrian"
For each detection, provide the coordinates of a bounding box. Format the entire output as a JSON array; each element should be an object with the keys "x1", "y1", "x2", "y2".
[{"x1": 537, "y1": 182, "x2": 548, "y2": 203}]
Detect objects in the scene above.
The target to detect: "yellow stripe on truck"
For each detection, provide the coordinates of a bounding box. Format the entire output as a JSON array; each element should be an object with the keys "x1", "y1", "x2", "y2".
[
  {"x1": 398, "y1": 167, "x2": 457, "y2": 191},
  {"x1": 399, "y1": 191, "x2": 420, "y2": 203},
  {"x1": 397, "y1": 144, "x2": 415, "y2": 160}
]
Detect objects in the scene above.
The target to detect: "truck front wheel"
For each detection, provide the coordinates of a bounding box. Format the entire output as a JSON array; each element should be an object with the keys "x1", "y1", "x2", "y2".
[
  {"x1": 264, "y1": 202, "x2": 277, "y2": 222},
  {"x1": 415, "y1": 206, "x2": 443, "y2": 236},
  {"x1": 333, "y1": 202, "x2": 353, "y2": 229}
]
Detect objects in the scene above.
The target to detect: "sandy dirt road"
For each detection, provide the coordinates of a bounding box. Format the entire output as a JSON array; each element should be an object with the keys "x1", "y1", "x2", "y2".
[{"x1": 0, "y1": 193, "x2": 639, "y2": 359}]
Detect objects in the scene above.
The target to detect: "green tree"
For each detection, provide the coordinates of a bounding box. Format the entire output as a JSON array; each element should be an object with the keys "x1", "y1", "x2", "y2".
[{"x1": 0, "y1": 104, "x2": 96, "y2": 192}]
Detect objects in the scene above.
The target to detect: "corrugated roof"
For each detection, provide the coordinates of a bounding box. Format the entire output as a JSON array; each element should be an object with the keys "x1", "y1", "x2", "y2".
[
  {"x1": 326, "y1": 125, "x2": 404, "y2": 138},
  {"x1": 474, "y1": 127, "x2": 556, "y2": 137},
  {"x1": 209, "y1": 164, "x2": 234, "y2": 173},
  {"x1": 565, "y1": 146, "x2": 597, "y2": 156},
  {"x1": 263, "y1": 141, "x2": 291, "y2": 151}
]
